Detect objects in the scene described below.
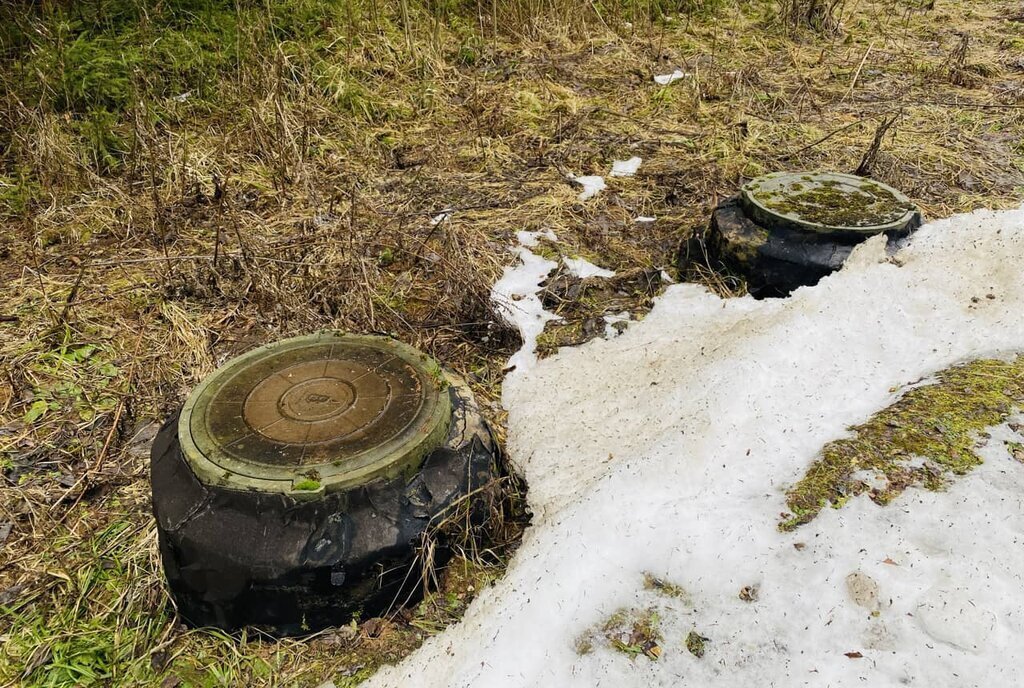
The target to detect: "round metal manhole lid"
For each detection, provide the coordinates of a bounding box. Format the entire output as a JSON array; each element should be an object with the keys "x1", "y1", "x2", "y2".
[
  {"x1": 740, "y1": 172, "x2": 919, "y2": 235},
  {"x1": 177, "y1": 333, "x2": 452, "y2": 496}
]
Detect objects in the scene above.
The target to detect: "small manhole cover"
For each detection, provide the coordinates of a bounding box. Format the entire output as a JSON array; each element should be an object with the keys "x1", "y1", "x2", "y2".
[
  {"x1": 684, "y1": 171, "x2": 922, "y2": 298},
  {"x1": 740, "y1": 171, "x2": 918, "y2": 235}
]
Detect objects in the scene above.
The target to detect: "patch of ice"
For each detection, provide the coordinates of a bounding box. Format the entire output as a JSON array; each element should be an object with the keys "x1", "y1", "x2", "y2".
[
  {"x1": 635, "y1": 216, "x2": 657, "y2": 223},
  {"x1": 610, "y1": 157, "x2": 642, "y2": 177},
  {"x1": 563, "y1": 256, "x2": 615, "y2": 279},
  {"x1": 654, "y1": 70, "x2": 688, "y2": 85},
  {"x1": 369, "y1": 205, "x2": 1024, "y2": 688},
  {"x1": 574, "y1": 175, "x2": 606, "y2": 201},
  {"x1": 491, "y1": 234, "x2": 560, "y2": 379}
]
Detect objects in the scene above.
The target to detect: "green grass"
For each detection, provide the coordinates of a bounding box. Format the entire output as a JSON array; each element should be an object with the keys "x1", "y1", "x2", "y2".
[
  {"x1": 0, "y1": 503, "x2": 516, "y2": 687},
  {"x1": 576, "y1": 607, "x2": 663, "y2": 660}
]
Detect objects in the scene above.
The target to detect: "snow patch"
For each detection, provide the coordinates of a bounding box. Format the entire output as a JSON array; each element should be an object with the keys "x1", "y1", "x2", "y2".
[
  {"x1": 574, "y1": 175, "x2": 606, "y2": 201},
  {"x1": 850, "y1": 470, "x2": 889, "y2": 491},
  {"x1": 654, "y1": 70, "x2": 688, "y2": 85},
  {"x1": 430, "y1": 210, "x2": 452, "y2": 226},
  {"x1": 516, "y1": 229, "x2": 556, "y2": 248},
  {"x1": 491, "y1": 232, "x2": 559, "y2": 378},
  {"x1": 563, "y1": 256, "x2": 615, "y2": 279},
  {"x1": 370, "y1": 205, "x2": 1024, "y2": 688},
  {"x1": 635, "y1": 215, "x2": 657, "y2": 223},
  {"x1": 603, "y1": 311, "x2": 631, "y2": 338},
  {"x1": 610, "y1": 157, "x2": 642, "y2": 177}
]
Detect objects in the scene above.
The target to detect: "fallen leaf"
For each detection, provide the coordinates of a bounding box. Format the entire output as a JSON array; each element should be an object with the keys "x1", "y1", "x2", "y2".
[{"x1": 845, "y1": 651, "x2": 864, "y2": 659}]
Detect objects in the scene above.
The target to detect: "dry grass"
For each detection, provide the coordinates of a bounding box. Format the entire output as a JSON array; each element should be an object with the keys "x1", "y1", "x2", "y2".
[{"x1": 1, "y1": 0, "x2": 1024, "y2": 685}]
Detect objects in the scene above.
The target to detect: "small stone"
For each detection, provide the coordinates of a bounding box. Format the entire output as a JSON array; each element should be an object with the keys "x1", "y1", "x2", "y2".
[{"x1": 361, "y1": 617, "x2": 385, "y2": 638}]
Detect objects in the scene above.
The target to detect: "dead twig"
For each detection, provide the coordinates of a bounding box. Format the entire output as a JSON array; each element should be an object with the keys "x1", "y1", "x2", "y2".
[{"x1": 855, "y1": 111, "x2": 901, "y2": 177}]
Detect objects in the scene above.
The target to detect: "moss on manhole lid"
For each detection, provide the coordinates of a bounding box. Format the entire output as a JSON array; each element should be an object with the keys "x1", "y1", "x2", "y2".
[
  {"x1": 178, "y1": 332, "x2": 451, "y2": 497},
  {"x1": 740, "y1": 171, "x2": 919, "y2": 235}
]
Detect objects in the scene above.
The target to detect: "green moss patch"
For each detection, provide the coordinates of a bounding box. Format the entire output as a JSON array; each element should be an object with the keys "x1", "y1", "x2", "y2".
[
  {"x1": 781, "y1": 355, "x2": 1024, "y2": 531},
  {"x1": 685, "y1": 630, "x2": 709, "y2": 658},
  {"x1": 642, "y1": 573, "x2": 690, "y2": 601},
  {"x1": 754, "y1": 179, "x2": 915, "y2": 228}
]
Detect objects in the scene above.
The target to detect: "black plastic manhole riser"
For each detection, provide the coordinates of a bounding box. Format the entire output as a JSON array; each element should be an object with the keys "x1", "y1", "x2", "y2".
[
  {"x1": 688, "y1": 171, "x2": 923, "y2": 298},
  {"x1": 151, "y1": 332, "x2": 497, "y2": 635}
]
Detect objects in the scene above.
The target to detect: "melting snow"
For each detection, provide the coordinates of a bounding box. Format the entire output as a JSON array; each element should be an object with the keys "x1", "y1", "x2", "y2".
[
  {"x1": 603, "y1": 311, "x2": 630, "y2": 338},
  {"x1": 563, "y1": 256, "x2": 615, "y2": 279},
  {"x1": 574, "y1": 175, "x2": 606, "y2": 201},
  {"x1": 654, "y1": 70, "x2": 688, "y2": 85},
  {"x1": 369, "y1": 205, "x2": 1024, "y2": 688},
  {"x1": 430, "y1": 210, "x2": 452, "y2": 226},
  {"x1": 491, "y1": 231, "x2": 559, "y2": 376},
  {"x1": 610, "y1": 157, "x2": 642, "y2": 177},
  {"x1": 516, "y1": 229, "x2": 556, "y2": 248}
]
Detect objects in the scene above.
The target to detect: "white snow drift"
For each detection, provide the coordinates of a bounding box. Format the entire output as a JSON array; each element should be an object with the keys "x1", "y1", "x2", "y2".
[{"x1": 367, "y1": 205, "x2": 1024, "y2": 688}]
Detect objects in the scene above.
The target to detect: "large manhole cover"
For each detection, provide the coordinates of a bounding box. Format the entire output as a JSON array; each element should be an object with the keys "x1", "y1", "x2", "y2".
[
  {"x1": 151, "y1": 332, "x2": 498, "y2": 635},
  {"x1": 180, "y1": 333, "x2": 451, "y2": 494},
  {"x1": 683, "y1": 171, "x2": 922, "y2": 298}
]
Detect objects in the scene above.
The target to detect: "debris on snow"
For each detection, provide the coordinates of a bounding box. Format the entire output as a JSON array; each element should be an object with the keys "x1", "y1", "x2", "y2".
[
  {"x1": 685, "y1": 631, "x2": 709, "y2": 658},
  {"x1": 737, "y1": 585, "x2": 759, "y2": 603},
  {"x1": 845, "y1": 571, "x2": 881, "y2": 612},
  {"x1": 370, "y1": 205, "x2": 1024, "y2": 688},
  {"x1": 564, "y1": 256, "x2": 615, "y2": 279},
  {"x1": 610, "y1": 157, "x2": 642, "y2": 177}
]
